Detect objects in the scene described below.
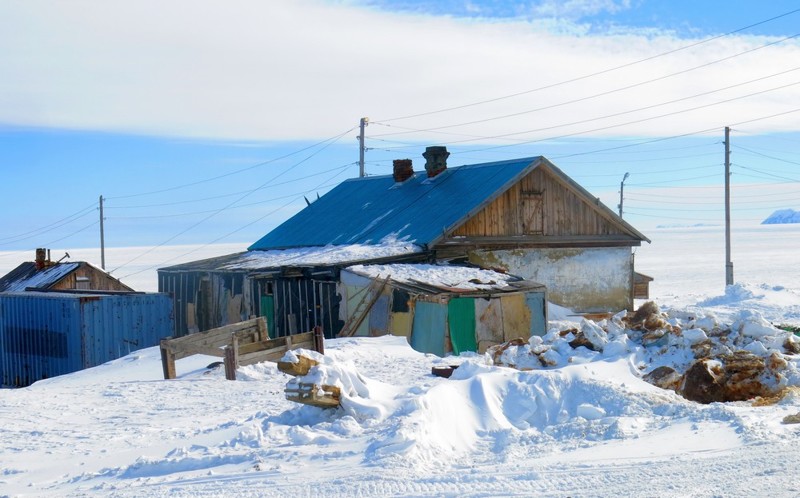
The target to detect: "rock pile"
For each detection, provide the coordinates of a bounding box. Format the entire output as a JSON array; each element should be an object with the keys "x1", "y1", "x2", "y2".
[{"x1": 488, "y1": 301, "x2": 800, "y2": 404}]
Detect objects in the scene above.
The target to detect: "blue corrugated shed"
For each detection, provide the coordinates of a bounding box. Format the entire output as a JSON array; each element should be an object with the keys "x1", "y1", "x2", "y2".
[
  {"x1": 0, "y1": 292, "x2": 173, "y2": 387},
  {"x1": 249, "y1": 157, "x2": 540, "y2": 250}
]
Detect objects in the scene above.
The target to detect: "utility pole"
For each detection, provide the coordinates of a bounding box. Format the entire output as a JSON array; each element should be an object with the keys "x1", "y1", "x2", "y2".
[
  {"x1": 358, "y1": 117, "x2": 369, "y2": 177},
  {"x1": 724, "y1": 127, "x2": 734, "y2": 286},
  {"x1": 99, "y1": 195, "x2": 106, "y2": 270},
  {"x1": 618, "y1": 172, "x2": 630, "y2": 217}
]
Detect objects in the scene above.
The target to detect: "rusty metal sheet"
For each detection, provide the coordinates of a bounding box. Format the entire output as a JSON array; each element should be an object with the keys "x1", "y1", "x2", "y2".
[
  {"x1": 501, "y1": 294, "x2": 531, "y2": 342},
  {"x1": 475, "y1": 298, "x2": 503, "y2": 353}
]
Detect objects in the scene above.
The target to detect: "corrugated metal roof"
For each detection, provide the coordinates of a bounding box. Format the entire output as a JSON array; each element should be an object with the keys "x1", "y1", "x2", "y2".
[
  {"x1": 0, "y1": 262, "x2": 80, "y2": 293},
  {"x1": 249, "y1": 157, "x2": 540, "y2": 250}
]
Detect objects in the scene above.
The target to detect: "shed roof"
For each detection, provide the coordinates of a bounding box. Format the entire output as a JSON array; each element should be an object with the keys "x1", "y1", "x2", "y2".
[
  {"x1": 159, "y1": 242, "x2": 424, "y2": 273},
  {"x1": 344, "y1": 263, "x2": 546, "y2": 296},
  {"x1": 249, "y1": 156, "x2": 649, "y2": 251}
]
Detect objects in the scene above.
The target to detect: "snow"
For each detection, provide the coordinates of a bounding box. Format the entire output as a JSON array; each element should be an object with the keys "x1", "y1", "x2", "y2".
[
  {"x1": 347, "y1": 263, "x2": 519, "y2": 290},
  {"x1": 222, "y1": 239, "x2": 422, "y2": 270},
  {"x1": 2, "y1": 224, "x2": 800, "y2": 496}
]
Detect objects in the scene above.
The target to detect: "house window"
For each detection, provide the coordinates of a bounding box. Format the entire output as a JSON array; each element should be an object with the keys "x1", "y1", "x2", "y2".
[
  {"x1": 75, "y1": 276, "x2": 91, "y2": 290},
  {"x1": 521, "y1": 191, "x2": 544, "y2": 235}
]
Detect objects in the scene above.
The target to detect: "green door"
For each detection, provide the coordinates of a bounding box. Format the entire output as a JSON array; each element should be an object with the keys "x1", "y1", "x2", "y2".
[
  {"x1": 448, "y1": 298, "x2": 477, "y2": 355},
  {"x1": 260, "y1": 295, "x2": 275, "y2": 339}
]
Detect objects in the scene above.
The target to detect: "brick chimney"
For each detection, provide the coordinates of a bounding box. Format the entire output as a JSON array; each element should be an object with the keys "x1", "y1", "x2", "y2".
[
  {"x1": 392, "y1": 159, "x2": 414, "y2": 182},
  {"x1": 35, "y1": 248, "x2": 47, "y2": 270},
  {"x1": 423, "y1": 146, "x2": 449, "y2": 178}
]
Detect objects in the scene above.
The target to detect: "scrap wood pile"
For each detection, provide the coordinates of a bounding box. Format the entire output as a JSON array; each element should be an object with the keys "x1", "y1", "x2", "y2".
[
  {"x1": 278, "y1": 351, "x2": 341, "y2": 408},
  {"x1": 487, "y1": 301, "x2": 800, "y2": 404},
  {"x1": 278, "y1": 349, "x2": 373, "y2": 409}
]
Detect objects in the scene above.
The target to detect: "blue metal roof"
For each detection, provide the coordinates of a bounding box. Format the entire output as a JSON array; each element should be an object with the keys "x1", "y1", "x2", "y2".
[{"x1": 249, "y1": 157, "x2": 540, "y2": 250}]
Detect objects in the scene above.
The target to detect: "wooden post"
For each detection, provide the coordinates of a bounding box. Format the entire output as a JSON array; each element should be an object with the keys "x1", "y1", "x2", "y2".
[
  {"x1": 314, "y1": 326, "x2": 324, "y2": 354},
  {"x1": 160, "y1": 339, "x2": 176, "y2": 380},
  {"x1": 224, "y1": 341, "x2": 238, "y2": 381},
  {"x1": 257, "y1": 316, "x2": 268, "y2": 342}
]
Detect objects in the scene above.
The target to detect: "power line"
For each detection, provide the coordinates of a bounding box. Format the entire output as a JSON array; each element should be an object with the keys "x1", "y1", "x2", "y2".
[
  {"x1": 371, "y1": 60, "x2": 800, "y2": 139},
  {"x1": 109, "y1": 130, "x2": 354, "y2": 274},
  {"x1": 374, "y1": 7, "x2": 800, "y2": 122},
  {"x1": 734, "y1": 145, "x2": 800, "y2": 167},
  {"x1": 374, "y1": 77, "x2": 800, "y2": 152},
  {"x1": 0, "y1": 202, "x2": 97, "y2": 246},
  {"x1": 106, "y1": 127, "x2": 357, "y2": 201},
  {"x1": 116, "y1": 159, "x2": 355, "y2": 280},
  {"x1": 106, "y1": 162, "x2": 356, "y2": 210}
]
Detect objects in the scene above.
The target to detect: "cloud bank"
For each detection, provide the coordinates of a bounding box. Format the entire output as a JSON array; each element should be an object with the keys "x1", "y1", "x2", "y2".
[{"x1": 0, "y1": 0, "x2": 798, "y2": 141}]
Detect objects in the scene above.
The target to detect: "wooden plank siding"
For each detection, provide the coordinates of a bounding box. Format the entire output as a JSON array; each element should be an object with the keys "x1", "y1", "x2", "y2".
[{"x1": 451, "y1": 167, "x2": 627, "y2": 238}]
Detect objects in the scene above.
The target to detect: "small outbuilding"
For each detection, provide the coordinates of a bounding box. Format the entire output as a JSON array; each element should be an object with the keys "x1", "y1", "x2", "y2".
[
  {"x1": 0, "y1": 248, "x2": 133, "y2": 293},
  {"x1": 339, "y1": 264, "x2": 547, "y2": 356}
]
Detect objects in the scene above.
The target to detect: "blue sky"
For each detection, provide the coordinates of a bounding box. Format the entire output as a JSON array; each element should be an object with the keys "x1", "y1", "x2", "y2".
[{"x1": 1, "y1": 0, "x2": 799, "y2": 276}]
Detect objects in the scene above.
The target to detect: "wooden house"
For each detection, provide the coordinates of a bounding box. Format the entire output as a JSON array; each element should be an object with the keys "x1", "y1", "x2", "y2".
[
  {"x1": 160, "y1": 147, "x2": 650, "y2": 340},
  {"x1": 249, "y1": 147, "x2": 650, "y2": 313},
  {"x1": 0, "y1": 248, "x2": 133, "y2": 293}
]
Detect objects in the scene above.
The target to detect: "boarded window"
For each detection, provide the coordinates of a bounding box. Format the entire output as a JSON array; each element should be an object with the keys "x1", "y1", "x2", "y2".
[{"x1": 521, "y1": 191, "x2": 544, "y2": 235}]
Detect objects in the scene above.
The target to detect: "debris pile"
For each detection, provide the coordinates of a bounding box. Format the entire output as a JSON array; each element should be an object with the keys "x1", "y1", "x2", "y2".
[
  {"x1": 279, "y1": 349, "x2": 370, "y2": 409},
  {"x1": 488, "y1": 301, "x2": 800, "y2": 404}
]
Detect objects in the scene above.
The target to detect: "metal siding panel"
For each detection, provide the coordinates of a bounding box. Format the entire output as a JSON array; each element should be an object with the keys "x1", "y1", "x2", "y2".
[
  {"x1": 367, "y1": 295, "x2": 390, "y2": 336},
  {"x1": 448, "y1": 298, "x2": 477, "y2": 355},
  {"x1": 475, "y1": 298, "x2": 503, "y2": 353},
  {"x1": 501, "y1": 294, "x2": 532, "y2": 342},
  {"x1": 410, "y1": 301, "x2": 447, "y2": 356},
  {"x1": 526, "y1": 291, "x2": 548, "y2": 337},
  {"x1": 0, "y1": 293, "x2": 173, "y2": 387}
]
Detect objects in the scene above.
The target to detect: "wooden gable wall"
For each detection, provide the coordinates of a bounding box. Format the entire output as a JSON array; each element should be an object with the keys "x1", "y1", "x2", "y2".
[
  {"x1": 50, "y1": 263, "x2": 133, "y2": 292},
  {"x1": 451, "y1": 166, "x2": 627, "y2": 238}
]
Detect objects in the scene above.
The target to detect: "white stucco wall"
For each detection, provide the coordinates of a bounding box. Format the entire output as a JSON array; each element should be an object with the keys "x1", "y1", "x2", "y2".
[{"x1": 469, "y1": 247, "x2": 632, "y2": 312}]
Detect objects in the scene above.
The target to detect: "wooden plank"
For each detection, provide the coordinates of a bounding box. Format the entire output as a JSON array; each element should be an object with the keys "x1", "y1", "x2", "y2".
[
  {"x1": 237, "y1": 341, "x2": 315, "y2": 367},
  {"x1": 176, "y1": 345, "x2": 226, "y2": 358}
]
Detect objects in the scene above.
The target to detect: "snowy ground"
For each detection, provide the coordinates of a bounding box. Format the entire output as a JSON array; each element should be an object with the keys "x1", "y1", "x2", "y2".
[{"x1": 2, "y1": 224, "x2": 800, "y2": 497}]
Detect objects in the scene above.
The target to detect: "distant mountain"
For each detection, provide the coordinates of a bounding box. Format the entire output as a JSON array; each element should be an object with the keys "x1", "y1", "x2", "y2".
[{"x1": 762, "y1": 209, "x2": 800, "y2": 224}]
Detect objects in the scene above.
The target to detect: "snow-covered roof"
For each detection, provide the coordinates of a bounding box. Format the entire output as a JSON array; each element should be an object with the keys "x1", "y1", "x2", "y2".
[
  {"x1": 345, "y1": 263, "x2": 545, "y2": 294},
  {"x1": 160, "y1": 240, "x2": 424, "y2": 272},
  {"x1": 0, "y1": 262, "x2": 80, "y2": 292}
]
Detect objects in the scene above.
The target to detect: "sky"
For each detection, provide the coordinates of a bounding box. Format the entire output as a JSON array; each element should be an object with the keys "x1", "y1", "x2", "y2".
[{"x1": 1, "y1": 0, "x2": 799, "y2": 277}]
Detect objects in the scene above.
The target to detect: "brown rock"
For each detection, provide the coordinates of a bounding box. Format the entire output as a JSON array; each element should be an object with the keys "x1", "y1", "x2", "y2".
[
  {"x1": 643, "y1": 366, "x2": 682, "y2": 392},
  {"x1": 569, "y1": 332, "x2": 598, "y2": 351},
  {"x1": 783, "y1": 336, "x2": 800, "y2": 355},
  {"x1": 630, "y1": 301, "x2": 660, "y2": 325},
  {"x1": 719, "y1": 351, "x2": 768, "y2": 402},
  {"x1": 681, "y1": 360, "x2": 725, "y2": 404}
]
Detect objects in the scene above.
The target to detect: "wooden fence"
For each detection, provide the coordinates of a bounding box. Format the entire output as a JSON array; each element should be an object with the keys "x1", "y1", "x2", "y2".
[{"x1": 160, "y1": 317, "x2": 324, "y2": 381}]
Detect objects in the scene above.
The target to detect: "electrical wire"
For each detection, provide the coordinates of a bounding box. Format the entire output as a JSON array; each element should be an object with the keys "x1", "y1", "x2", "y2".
[
  {"x1": 0, "y1": 202, "x2": 97, "y2": 246},
  {"x1": 375, "y1": 7, "x2": 800, "y2": 122},
  {"x1": 109, "y1": 130, "x2": 354, "y2": 274},
  {"x1": 370, "y1": 62, "x2": 800, "y2": 139},
  {"x1": 116, "y1": 159, "x2": 355, "y2": 280},
  {"x1": 106, "y1": 127, "x2": 357, "y2": 200},
  {"x1": 374, "y1": 78, "x2": 800, "y2": 152}
]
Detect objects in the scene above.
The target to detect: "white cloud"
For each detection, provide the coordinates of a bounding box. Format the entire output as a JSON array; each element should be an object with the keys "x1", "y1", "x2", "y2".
[
  {"x1": 531, "y1": 0, "x2": 633, "y2": 19},
  {"x1": 0, "y1": 0, "x2": 797, "y2": 141}
]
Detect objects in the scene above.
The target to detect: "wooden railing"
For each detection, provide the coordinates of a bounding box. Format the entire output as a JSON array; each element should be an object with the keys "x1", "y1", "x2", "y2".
[{"x1": 160, "y1": 317, "x2": 324, "y2": 381}]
